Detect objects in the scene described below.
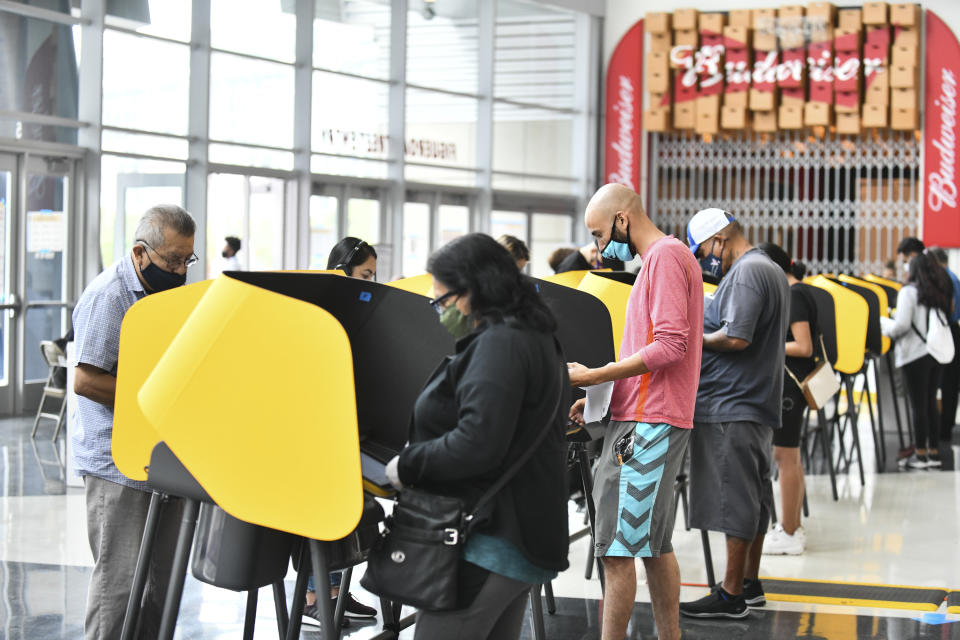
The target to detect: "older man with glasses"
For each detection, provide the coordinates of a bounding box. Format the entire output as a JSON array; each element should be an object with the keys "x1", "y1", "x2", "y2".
[{"x1": 71, "y1": 204, "x2": 196, "y2": 640}]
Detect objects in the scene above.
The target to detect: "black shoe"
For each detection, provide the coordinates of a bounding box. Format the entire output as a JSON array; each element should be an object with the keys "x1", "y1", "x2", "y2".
[
  {"x1": 302, "y1": 603, "x2": 350, "y2": 628},
  {"x1": 338, "y1": 592, "x2": 378, "y2": 619},
  {"x1": 743, "y1": 578, "x2": 766, "y2": 607},
  {"x1": 679, "y1": 586, "x2": 749, "y2": 619}
]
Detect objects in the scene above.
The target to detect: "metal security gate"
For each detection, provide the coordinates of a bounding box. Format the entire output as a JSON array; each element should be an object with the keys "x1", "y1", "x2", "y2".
[{"x1": 649, "y1": 130, "x2": 920, "y2": 275}]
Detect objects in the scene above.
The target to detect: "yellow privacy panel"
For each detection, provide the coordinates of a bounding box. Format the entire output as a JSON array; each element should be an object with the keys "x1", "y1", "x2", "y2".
[
  {"x1": 808, "y1": 275, "x2": 868, "y2": 374},
  {"x1": 138, "y1": 275, "x2": 363, "y2": 541},
  {"x1": 388, "y1": 273, "x2": 433, "y2": 298},
  {"x1": 543, "y1": 269, "x2": 609, "y2": 289},
  {"x1": 863, "y1": 274, "x2": 902, "y2": 291},
  {"x1": 703, "y1": 282, "x2": 717, "y2": 295},
  {"x1": 113, "y1": 280, "x2": 213, "y2": 481},
  {"x1": 578, "y1": 272, "x2": 632, "y2": 353},
  {"x1": 839, "y1": 275, "x2": 891, "y2": 355}
]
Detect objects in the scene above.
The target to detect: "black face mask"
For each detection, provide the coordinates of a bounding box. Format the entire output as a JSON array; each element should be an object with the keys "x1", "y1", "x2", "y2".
[
  {"x1": 140, "y1": 255, "x2": 187, "y2": 293},
  {"x1": 221, "y1": 250, "x2": 230, "y2": 258}
]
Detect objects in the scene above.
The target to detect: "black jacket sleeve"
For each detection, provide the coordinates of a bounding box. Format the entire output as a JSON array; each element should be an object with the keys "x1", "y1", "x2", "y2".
[{"x1": 397, "y1": 329, "x2": 529, "y2": 485}]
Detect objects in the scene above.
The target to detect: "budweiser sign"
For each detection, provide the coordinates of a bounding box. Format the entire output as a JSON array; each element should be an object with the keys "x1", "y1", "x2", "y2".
[
  {"x1": 604, "y1": 21, "x2": 643, "y2": 192},
  {"x1": 924, "y1": 11, "x2": 960, "y2": 246}
]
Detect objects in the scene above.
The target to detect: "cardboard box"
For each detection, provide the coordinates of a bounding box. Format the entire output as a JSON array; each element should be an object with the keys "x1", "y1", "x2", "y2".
[
  {"x1": 891, "y1": 3, "x2": 921, "y2": 27},
  {"x1": 649, "y1": 92, "x2": 670, "y2": 109},
  {"x1": 809, "y1": 82, "x2": 834, "y2": 104},
  {"x1": 779, "y1": 16, "x2": 806, "y2": 50},
  {"x1": 729, "y1": 9, "x2": 752, "y2": 28},
  {"x1": 721, "y1": 105, "x2": 749, "y2": 129},
  {"x1": 807, "y1": 2, "x2": 836, "y2": 22},
  {"x1": 835, "y1": 91, "x2": 860, "y2": 112},
  {"x1": 674, "y1": 72, "x2": 698, "y2": 101},
  {"x1": 645, "y1": 108, "x2": 671, "y2": 132},
  {"x1": 893, "y1": 27, "x2": 918, "y2": 48},
  {"x1": 753, "y1": 31, "x2": 778, "y2": 52},
  {"x1": 890, "y1": 106, "x2": 917, "y2": 130},
  {"x1": 781, "y1": 89, "x2": 805, "y2": 105},
  {"x1": 675, "y1": 29, "x2": 698, "y2": 48},
  {"x1": 838, "y1": 9, "x2": 862, "y2": 30},
  {"x1": 892, "y1": 40, "x2": 919, "y2": 66},
  {"x1": 696, "y1": 95, "x2": 720, "y2": 134},
  {"x1": 646, "y1": 12, "x2": 671, "y2": 33},
  {"x1": 809, "y1": 21, "x2": 834, "y2": 43},
  {"x1": 891, "y1": 87, "x2": 917, "y2": 109},
  {"x1": 836, "y1": 112, "x2": 861, "y2": 134},
  {"x1": 865, "y1": 70, "x2": 890, "y2": 103},
  {"x1": 752, "y1": 8, "x2": 776, "y2": 31},
  {"x1": 779, "y1": 103, "x2": 803, "y2": 129},
  {"x1": 779, "y1": 5, "x2": 804, "y2": 18},
  {"x1": 752, "y1": 109, "x2": 778, "y2": 132},
  {"x1": 674, "y1": 101, "x2": 695, "y2": 129},
  {"x1": 650, "y1": 31, "x2": 673, "y2": 54},
  {"x1": 865, "y1": 25, "x2": 890, "y2": 46},
  {"x1": 890, "y1": 64, "x2": 917, "y2": 88},
  {"x1": 834, "y1": 28, "x2": 862, "y2": 51},
  {"x1": 724, "y1": 90, "x2": 749, "y2": 108},
  {"x1": 699, "y1": 13, "x2": 725, "y2": 34},
  {"x1": 701, "y1": 33, "x2": 723, "y2": 47},
  {"x1": 674, "y1": 8, "x2": 699, "y2": 30},
  {"x1": 834, "y1": 51, "x2": 860, "y2": 91},
  {"x1": 647, "y1": 52, "x2": 670, "y2": 93},
  {"x1": 864, "y1": 43, "x2": 889, "y2": 65},
  {"x1": 863, "y1": 2, "x2": 888, "y2": 25},
  {"x1": 749, "y1": 88, "x2": 777, "y2": 111},
  {"x1": 862, "y1": 103, "x2": 888, "y2": 127},
  {"x1": 804, "y1": 101, "x2": 832, "y2": 126},
  {"x1": 723, "y1": 26, "x2": 749, "y2": 49}
]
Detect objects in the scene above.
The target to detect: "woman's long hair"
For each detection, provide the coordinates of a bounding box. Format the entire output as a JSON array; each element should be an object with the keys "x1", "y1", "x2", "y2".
[
  {"x1": 428, "y1": 233, "x2": 557, "y2": 333},
  {"x1": 326, "y1": 237, "x2": 377, "y2": 275},
  {"x1": 908, "y1": 252, "x2": 953, "y2": 314}
]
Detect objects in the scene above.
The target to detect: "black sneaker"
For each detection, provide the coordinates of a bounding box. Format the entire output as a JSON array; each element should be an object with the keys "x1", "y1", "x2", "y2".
[
  {"x1": 302, "y1": 603, "x2": 350, "y2": 628},
  {"x1": 743, "y1": 578, "x2": 766, "y2": 607},
  {"x1": 339, "y1": 592, "x2": 378, "y2": 619},
  {"x1": 679, "y1": 586, "x2": 749, "y2": 619}
]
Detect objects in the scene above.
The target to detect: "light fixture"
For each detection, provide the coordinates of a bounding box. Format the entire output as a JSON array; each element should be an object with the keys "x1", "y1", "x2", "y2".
[{"x1": 422, "y1": 0, "x2": 436, "y2": 20}]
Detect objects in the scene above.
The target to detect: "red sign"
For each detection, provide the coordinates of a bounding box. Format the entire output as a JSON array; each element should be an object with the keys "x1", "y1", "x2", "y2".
[
  {"x1": 923, "y1": 11, "x2": 960, "y2": 246},
  {"x1": 604, "y1": 20, "x2": 643, "y2": 192}
]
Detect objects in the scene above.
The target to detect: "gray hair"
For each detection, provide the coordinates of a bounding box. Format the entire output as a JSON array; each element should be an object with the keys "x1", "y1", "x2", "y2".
[{"x1": 133, "y1": 205, "x2": 196, "y2": 249}]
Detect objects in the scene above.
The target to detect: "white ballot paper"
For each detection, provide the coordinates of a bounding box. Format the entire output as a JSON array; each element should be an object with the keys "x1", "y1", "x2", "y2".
[{"x1": 581, "y1": 376, "x2": 615, "y2": 424}]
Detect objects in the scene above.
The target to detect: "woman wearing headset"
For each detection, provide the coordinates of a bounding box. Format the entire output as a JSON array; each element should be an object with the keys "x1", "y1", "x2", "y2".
[{"x1": 327, "y1": 237, "x2": 378, "y2": 280}]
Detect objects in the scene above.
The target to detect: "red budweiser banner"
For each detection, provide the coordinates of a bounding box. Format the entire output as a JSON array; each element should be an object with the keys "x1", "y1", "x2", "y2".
[
  {"x1": 604, "y1": 20, "x2": 643, "y2": 191},
  {"x1": 923, "y1": 11, "x2": 960, "y2": 246}
]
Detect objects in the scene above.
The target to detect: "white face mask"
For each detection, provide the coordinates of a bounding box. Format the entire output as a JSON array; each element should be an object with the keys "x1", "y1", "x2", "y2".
[{"x1": 903, "y1": 261, "x2": 910, "y2": 274}]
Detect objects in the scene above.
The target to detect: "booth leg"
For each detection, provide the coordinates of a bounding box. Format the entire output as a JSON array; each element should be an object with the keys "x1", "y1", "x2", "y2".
[
  {"x1": 242, "y1": 588, "x2": 258, "y2": 640},
  {"x1": 700, "y1": 529, "x2": 715, "y2": 587},
  {"x1": 575, "y1": 444, "x2": 604, "y2": 589},
  {"x1": 845, "y1": 378, "x2": 866, "y2": 486},
  {"x1": 284, "y1": 555, "x2": 311, "y2": 640},
  {"x1": 818, "y1": 409, "x2": 839, "y2": 501},
  {"x1": 529, "y1": 585, "x2": 547, "y2": 640},
  {"x1": 157, "y1": 497, "x2": 200, "y2": 640},
  {"x1": 308, "y1": 540, "x2": 337, "y2": 640},
  {"x1": 120, "y1": 491, "x2": 165, "y2": 640},
  {"x1": 334, "y1": 566, "x2": 353, "y2": 632},
  {"x1": 869, "y1": 362, "x2": 888, "y2": 466},
  {"x1": 544, "y1": 581, "x2": 556, "y2": 615},
  {"x1": 272, "y1": 579, "x2": 289, "y2": 639},
  {"x1": 861, "y1": 369, "x2": 884, "y2": 470}
]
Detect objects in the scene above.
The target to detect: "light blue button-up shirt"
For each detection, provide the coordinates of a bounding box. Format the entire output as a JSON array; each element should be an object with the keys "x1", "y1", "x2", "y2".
[{"x1": 70, "y1": 255, "x2": 148, "y2": 490}]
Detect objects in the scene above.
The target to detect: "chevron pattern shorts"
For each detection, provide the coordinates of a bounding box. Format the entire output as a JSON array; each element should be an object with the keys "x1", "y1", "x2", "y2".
[{"x1": 592, "y1": 421, "x2": 690, "y2": 558}]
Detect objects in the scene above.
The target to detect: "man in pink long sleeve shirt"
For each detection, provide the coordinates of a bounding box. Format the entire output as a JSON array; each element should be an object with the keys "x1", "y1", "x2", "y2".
[{"x1": 569, "y1": 184, "x2": 703, "y2": 640}]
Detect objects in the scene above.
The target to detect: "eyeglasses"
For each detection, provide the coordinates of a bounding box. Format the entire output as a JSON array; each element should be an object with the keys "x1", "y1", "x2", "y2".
[
  {"x1": 428, "y1": 290, "x2": 461, "y2": 314},
  {"x1": 138, "y1": 240, "x2": 199, "y2": 270}
]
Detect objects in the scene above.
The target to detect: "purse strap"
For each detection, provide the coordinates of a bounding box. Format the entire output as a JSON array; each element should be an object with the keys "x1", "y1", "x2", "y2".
[
  {"x1": 464, "y1": 335, "x2": 565, "y2": 528},
  {"x1": 783, "y1": 332, "x2": 829, "y2": 387}
]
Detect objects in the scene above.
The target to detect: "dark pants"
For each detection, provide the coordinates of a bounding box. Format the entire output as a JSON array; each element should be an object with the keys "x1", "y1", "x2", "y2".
[
  {"x1": 903, "y1": 355, "x2": 941, "y2": 451},
  {"x1": 413, "y1": 570, "x2": 531, "y2": 640},
  {"x1": 939, "y1": 323, "x2": 960, "y2": 442}
]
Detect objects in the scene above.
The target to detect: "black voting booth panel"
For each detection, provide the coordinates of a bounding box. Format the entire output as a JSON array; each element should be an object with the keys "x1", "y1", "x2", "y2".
[
  {"x1": 869, "y1": 277, "x2": 900, "y2": 309},
  {"x1": 801, "y1": 284, "x2": 839, "y2": 366},
  {"x1": 227, "y1": 271, "x2": 455, "y2": 457},
  {"x1": 590, "y1": 270, "x2": 638, "y2": 287}
]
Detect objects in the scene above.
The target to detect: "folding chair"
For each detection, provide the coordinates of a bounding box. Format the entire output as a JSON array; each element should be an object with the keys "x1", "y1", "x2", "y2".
[{"x1": 31, "y1": 341, "x2": 67, "y2": 441}]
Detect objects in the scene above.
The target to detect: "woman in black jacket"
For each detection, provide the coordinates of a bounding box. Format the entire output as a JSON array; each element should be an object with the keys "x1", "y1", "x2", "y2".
[{"x1": 385, "y1": 233, "x2": 570, "y2": 640}]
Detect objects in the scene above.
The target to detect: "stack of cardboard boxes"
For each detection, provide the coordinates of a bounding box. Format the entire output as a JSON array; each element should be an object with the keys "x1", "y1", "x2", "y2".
[
  {"x1": 890, "y1": 2, "x2": 921, "y2": 129},
  {"x1": 673, "y1": 8, "x2": 699, "y2": 129},
  {"x1": 779, "y1": 5, "x2": 807, "y2": 129},
  {"x1": 862, "y1": 2, "x2": 891, "y2": 128},
  {"x1": 722, "y1": 10, "x2": 752, "y2": 129},
  {"x1": 750, "y1": 8, "x2": 779, "y2": 131},
  {"x1": 806, "y1": 2, "x2": 836, "y2": 127},
  {"x1": 696, "y1": 13, "x2": 726, "y2": 135},
  {"x1": 645, "y1": 12, "x2": 672, "y2": 132}
]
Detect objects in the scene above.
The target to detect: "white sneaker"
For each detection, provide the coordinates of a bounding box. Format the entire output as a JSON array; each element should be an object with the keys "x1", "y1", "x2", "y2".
[
  {"x1": 793, "y1": 525, "x2": 807, "y2": 545},
  {"x1": 762, "y1": 524, "x2": 805, "y2": 555}
]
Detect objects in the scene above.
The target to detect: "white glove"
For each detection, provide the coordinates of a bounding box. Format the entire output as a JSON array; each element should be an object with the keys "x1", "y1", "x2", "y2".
[{"x1": 385, "y1": 456, "x2": 403, "y2": 490}]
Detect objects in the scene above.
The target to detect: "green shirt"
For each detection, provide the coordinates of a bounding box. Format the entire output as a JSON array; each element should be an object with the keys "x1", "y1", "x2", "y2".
[{"x1": 464, "y1": 533, "x2": 558, "y2": 585}]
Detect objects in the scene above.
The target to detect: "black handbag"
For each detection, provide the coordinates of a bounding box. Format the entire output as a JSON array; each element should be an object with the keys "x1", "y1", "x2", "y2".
[{"x1": 360, "y1": 396, "x2": 559, "y2": 611}]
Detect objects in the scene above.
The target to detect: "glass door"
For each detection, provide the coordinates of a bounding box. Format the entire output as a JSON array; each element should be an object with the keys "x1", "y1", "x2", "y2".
[
  {"x1": 0, "y1": 153, "x2": 16, "y2": 413},
  {"x1": 19, "y1": 156, "x2": 75, "y2": 412}
]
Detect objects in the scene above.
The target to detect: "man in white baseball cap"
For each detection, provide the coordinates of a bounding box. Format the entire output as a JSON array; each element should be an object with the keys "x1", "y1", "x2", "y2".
[
  {"x1": 680, "y1": 208, "x2": 790, "y2": 620},
  {"x1": 687, "y1": 208, "x2": 735, "y2": 282}
]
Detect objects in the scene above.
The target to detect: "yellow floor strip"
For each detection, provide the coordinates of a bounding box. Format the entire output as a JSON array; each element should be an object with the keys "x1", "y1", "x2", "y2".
[{"x1": 758, "y1": 576, "x2": 948, "y2": 612}]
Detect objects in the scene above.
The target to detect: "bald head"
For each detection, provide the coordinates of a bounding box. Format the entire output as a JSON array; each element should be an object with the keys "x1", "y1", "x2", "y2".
[{"x1": 585, "y1": 183, "x2": 644, "y2": 229}]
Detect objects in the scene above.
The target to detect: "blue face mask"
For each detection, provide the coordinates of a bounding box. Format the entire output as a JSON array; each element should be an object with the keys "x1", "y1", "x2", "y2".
[
  {"x1": 601, "y1": 218, "x2": 635, "y2": 262},
  {"x1": 699, "y1": 254, "x2": 723, "y2": 279}
]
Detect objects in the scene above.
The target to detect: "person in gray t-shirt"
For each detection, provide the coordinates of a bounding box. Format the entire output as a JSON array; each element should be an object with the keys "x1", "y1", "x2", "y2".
[{"x1": 679, "y1": 209, "x2": 789, "y2": 620}]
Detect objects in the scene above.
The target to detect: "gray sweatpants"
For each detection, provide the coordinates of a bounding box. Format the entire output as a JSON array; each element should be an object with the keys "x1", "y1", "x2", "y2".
[
  {"x1": 84, "y1": 476, "x2": 183, "y2": 640},
  {"x1": 413, "y1": 572, "x2": 532, "y2": 640}
]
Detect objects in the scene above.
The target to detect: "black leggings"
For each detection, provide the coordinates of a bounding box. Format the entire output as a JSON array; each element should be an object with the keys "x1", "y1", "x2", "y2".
[{"x1": 903, "y1": 355, "x2": 941, "y2": 451}]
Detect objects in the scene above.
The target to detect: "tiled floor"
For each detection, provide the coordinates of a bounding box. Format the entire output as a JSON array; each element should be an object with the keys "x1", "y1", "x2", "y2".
[{"x1": 2, "y1": 414, "x2": 959, "y2": 639}]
